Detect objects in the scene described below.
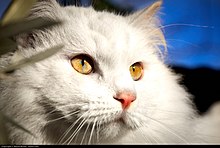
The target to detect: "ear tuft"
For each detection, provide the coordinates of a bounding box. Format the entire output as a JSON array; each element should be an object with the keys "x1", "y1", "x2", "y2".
[
  {"x1": 145, "y1": 0, "x2": 162, "y2": 18},
  {"x1": 29, "y1": 0, "x2": 60, "y2": 19},
  {"x1": 128, "y1": 0, "x2": 162, "y2": 25}
]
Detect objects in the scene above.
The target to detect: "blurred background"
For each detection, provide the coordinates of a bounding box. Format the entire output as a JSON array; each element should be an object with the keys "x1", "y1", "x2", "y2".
[{"x1": 1, "y1": 0, "x2": 220, "y2": 114}]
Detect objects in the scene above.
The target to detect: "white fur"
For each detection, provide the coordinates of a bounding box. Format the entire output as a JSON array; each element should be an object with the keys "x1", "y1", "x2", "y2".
[{"x1": 0, "y1": 0, "x2": 219, "y2": 145}]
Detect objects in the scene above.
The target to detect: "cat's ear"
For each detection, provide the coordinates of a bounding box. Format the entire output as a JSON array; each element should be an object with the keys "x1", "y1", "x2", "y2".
[
  {"x1": 127, "y1": 0, "x2": 162, "y2": 27},
  {"x1": 14, "y1": 0, "x2": 61, "y2": 49},
  {"x1": 127, "y1": 0, "x2": 166, "y2": 57},
  {"x1": 30, "y1": 0, "x2": 60, "y2": 18}
]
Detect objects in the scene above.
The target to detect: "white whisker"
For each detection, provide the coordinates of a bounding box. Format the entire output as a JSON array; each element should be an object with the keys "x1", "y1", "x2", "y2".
[
  {"x1": 47, "y1": 110, "x2": 80, "y2": 123},
  {"x1": 136, "y1": 127, "x2": 151, "y2": 143},
  {"x1": 137, "y1": 105, "x2": 189, "y2": 115},
  {"x1": 45, "y1": 103, "x2": 87, "y2": 115},
  {"x1": 58, "y1": 121, "x2": 76, "y2": 144},
  {"x1": 148, "y1": 23, "x2": 213, "y2": 42},
  {"x1": 80, "y1": 122, "x2": 91, "y2": 145},
  {"x1": 66, "y1": 117, "x2": 88, "y2": 145},
  {"x1": 165, "y1": 38, "x2": 199, "y2": 48},
  {"x1": 159, "y1": 23, "x2": 213, "y2": 30},
  {"x1": 96, "y1": 120, "x2": 101, "y2": 143},
  {"x1": 145, "y1": 115, "x2": 189, "y2": 144},
  {"x1": 147, "y1": 109, "x2": 188, "y2": 114},
  {"x1": 136, "y1": 126, "x2": 161, "y2": 144},
  {"x1": 58, "y1": 111, "x2": 89, "y2": 144},
  {"x1": 148, "y1": 129, "x2": 161, "y2": 144},
  {"x1": 88, "y1": 118, "x2": 97, "y2": 145}
]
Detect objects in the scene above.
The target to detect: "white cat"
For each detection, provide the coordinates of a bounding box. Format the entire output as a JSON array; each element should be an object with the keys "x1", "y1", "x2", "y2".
[{"x1": 0, "y1": 0, "x2": 219, "y2": 145}]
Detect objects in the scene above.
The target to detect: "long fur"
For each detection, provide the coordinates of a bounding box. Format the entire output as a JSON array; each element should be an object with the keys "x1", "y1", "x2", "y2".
[{"x1": 0, "y1": 0, "x2": 219, "y2": 144}]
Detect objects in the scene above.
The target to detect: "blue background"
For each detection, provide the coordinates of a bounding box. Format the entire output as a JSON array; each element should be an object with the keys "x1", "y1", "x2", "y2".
[
  {"x1": 59, "y1": 0, "x2": 220, "y2": 70},
  {"x1": 1, "y1": 0, "x2": 220, "y2": 70},
  {"x1": 105, "y1": 0, "x2": 220, "y2": 70}
]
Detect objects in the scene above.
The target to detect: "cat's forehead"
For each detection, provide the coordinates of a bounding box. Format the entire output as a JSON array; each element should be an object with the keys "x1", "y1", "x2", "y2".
[
  {"x1": 62, "y1": 6, "x2": 155, "y2": 64},
  {"x1": 65, "y1": 7, "x2": 139, "y2": 40}
]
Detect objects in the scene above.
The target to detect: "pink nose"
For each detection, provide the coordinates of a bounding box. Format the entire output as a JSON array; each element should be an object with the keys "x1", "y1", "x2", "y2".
[{"x1": 114, "y1": 92, "x2": 136, "y2": 110}]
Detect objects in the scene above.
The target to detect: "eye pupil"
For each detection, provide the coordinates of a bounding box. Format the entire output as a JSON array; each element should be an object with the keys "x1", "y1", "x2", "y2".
[
  {"x1": 81, "y1": 59, "x2": 85, "y2": 66},
  {"x1": 132, "y1": 66, "x2": 135, "y2": 72},
  {"x1": 71, "y1": 55, "x2": 94, "y2": 74},
  {"x1": 129, "y1": 62, "x2": 143, "y2": 81}
]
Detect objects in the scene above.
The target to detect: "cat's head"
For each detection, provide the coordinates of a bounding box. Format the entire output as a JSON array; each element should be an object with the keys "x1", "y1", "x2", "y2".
[{"x1": 11, "y1": 0, "x2": 192, "y2": 144}]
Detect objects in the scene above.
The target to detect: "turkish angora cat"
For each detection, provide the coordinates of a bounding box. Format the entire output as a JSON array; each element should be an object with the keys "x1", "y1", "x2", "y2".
[{"x1": 0, "y1": 0, "x2": 220, "y2": 145}]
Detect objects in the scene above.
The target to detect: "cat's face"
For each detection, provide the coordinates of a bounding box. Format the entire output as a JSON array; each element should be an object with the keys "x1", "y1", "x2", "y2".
[{"x1": 13, "y1": 0, "x2": 190, "y2": 144}]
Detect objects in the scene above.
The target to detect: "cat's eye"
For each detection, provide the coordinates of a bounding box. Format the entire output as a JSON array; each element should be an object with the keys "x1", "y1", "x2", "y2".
[
  {"x1": 129, "y1": 62, "x2": 143, "y2": 81},
  {"x1": 71, "y1": 55, "x2": 94, "y2": 74}
]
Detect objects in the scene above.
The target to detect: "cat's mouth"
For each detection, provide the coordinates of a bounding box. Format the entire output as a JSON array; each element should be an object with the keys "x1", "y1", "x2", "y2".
[
  {"x1": 114, "y1": 111, "x2": 129, "y2": 124},
  {"x1": 76, "y1": 108, "x2": 139, "y2": 130}
]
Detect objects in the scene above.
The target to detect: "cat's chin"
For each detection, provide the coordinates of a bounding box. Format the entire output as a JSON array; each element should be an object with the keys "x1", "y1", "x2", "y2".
[
  {"x1": 90, "y1": 113, "x2": 142, "y2": 143},
  {"x1": 97, "y1": 118, "x2": 133, "y2": 143},
  {"x1": 73, "y1": 113, "x2": 140, "y2": 143}
]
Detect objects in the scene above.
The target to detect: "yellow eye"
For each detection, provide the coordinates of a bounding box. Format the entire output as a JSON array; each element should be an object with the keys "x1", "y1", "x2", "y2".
[
  {"x1": 71, "y1": 55, "x2": 93, "y2": 74},
  {"x1": 129, "y1": 62, "x2": 143, "y2": 81}
]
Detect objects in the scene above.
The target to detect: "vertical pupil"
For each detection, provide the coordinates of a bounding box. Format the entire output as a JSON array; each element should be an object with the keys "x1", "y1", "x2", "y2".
[
  {"x1": 81, "y1": 59, "x2": 85, "y2": 66},
  {"x1": 132, "y1": 66, "x2": 135, "y2": 72}
]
